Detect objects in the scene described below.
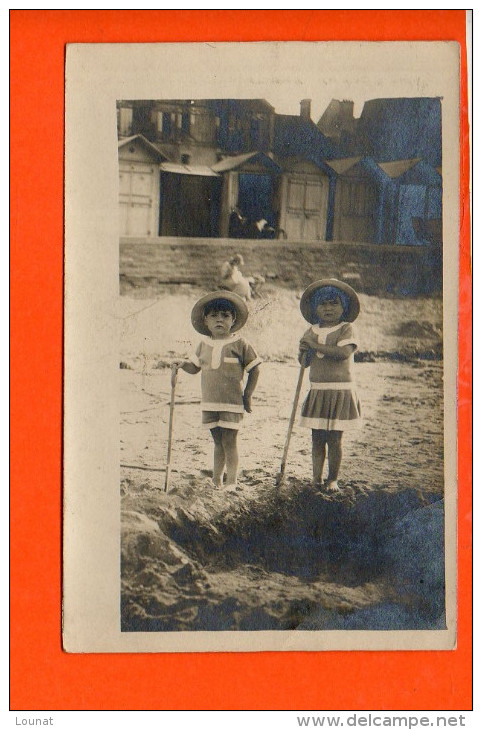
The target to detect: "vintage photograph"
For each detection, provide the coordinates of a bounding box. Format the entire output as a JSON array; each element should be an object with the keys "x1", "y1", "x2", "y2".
[
  {"x1": 63, "y1": 42, "x2": 459, "y2": 652},
  {"x1": 118, "y1": 95, "x2": 446, "y2": 632}
]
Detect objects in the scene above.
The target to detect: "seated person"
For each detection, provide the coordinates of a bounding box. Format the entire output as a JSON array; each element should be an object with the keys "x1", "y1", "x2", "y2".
[
  {"x1": 219, "y1": 254, "x2": 253, "y2": 300},
  {"x1": 245, "y1": 216, "x2": 276, "y2": 239},
  {"x1": 228, "y1": 207, "x2": 247, "y2": 239}
]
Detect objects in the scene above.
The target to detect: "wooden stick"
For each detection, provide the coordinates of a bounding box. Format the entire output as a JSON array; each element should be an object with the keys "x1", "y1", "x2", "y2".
[
  {"x1": 277, "y1": 355, "x2": 307, "y2": 485},
  {"x1": 164, "y1": 364, "x2": 178, "y2": 492}
]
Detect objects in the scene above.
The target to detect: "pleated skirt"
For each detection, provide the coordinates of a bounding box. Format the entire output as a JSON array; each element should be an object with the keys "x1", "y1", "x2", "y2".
[{"x1": 300, "y1": 382, "x2": 362, "y2": 431}]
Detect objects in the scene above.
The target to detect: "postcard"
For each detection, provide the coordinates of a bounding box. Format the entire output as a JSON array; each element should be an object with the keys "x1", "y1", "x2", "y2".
[{"x1": 63, "y1": 41, "x2": 459, "y2": 652}]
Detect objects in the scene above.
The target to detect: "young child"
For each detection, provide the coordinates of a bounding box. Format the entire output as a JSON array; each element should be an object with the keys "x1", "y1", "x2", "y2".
[
  {"x1": 298, "y1": 279, "x2": 362, "y2": 492},
  {"x1": 219, "y1": 253, "x2": 253, "y2": 301},
  {"x1": 176, "y1": 291, "x2": 261, "y2": 490}
]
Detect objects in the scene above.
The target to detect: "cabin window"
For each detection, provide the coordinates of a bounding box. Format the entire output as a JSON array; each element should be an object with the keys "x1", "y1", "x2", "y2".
[
  {"x1": 191, "y1": 111, "x2": 216, "y2": 144},
  {"x1": 181, "y1": 113, "x2": 190, "y2": 133},
  {"x1": 162, "y1": 112, "x2": 172, "y2": 136},
  {"x1": 117, "y1": 106, "x2": 133, "y2": 136}
]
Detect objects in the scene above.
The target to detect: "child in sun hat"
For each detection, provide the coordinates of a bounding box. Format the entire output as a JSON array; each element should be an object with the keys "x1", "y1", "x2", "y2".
[
  {"x1": 298, "y1": 278, "x2": 362, "y2": 492},
  {"x1": 175, "y1": 291, "x2": 261, "y2": 491}
]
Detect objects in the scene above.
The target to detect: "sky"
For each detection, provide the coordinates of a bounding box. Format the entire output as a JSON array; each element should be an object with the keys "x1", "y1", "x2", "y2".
[{"x1": 115, "y1": 42, "x2": 450, "y2": 126}]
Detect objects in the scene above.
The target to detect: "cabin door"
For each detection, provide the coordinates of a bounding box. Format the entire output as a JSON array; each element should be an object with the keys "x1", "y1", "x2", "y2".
[
  {"x1": 159, "y1": 174, "x2": 222, "y2": 237},
  {"x1": 284, "y1": 175, "x2": 328, "y2": 241},
  {"x1": 119, "y1": 162, "x2": 158, "y2": 236},
  {"x1": 335, "y1": 179, "x2": 377, "y2": 243},
  {"x1": 396, "y1": 184, "x2": 426, "y2": 245},
  {"x1": 237, "y1": 173, "x2": 277, "y2": 228}
]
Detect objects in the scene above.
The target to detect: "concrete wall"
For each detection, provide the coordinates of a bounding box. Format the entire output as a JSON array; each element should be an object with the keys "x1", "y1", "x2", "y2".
[{"x1": 120, "y1": 237, "x2": 442, "y2": 297}]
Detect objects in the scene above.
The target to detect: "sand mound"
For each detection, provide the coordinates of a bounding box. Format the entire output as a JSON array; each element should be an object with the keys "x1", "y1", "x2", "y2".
[
  {"x1": 391, "y1": 319, "x2": 441, "y2": 340},
  {"x1": 121, "y1": 475, "x2": 445, "y2": 632}
]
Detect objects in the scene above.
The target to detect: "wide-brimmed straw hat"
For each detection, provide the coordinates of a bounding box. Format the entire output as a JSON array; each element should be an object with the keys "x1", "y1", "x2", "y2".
[
  {"x1": 300, "y1": 278, "x2": 360, "y2": 324},
  {"x1": 191, "y1": 290, "x2": 249, "y2": 336}
]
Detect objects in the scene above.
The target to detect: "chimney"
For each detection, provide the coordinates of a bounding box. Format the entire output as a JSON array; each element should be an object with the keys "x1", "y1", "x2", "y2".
[{"x1": 300, "y1": 99, "x2": 311, "y2": 121}]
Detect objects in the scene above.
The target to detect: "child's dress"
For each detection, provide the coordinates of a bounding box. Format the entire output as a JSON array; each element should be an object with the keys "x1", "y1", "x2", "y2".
[
  {"x1": 300, "y1": 321, "x2": 362, "y2": 431},
  {"x1": 190, "y1": 333, "x2": 261, "y2": 430}
]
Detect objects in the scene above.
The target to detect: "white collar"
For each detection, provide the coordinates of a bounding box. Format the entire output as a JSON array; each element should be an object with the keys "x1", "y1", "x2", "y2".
[
  {"x1": 311, "y1": 322, "x2": 346, "y2": 335},
  {"x1": 201, "y1": 332, "x2": 241, "y2": 347}
]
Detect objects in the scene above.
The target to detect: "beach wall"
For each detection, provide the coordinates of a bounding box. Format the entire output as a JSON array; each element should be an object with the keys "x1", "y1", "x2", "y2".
[{"x1": 120, "y1": 237, "x2": 442, "y2": 296}]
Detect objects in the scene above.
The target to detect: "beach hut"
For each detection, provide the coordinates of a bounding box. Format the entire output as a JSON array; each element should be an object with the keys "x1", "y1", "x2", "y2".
[
  {"x1": 276, "y1": 156, "x2": 334, "y2": 241},
  {"x1": 158, "y1": 161, "x2": 222, "y2": 238},
  {"x1": 327, "y1": 157, "x2": 389, "y2": 244},
  {"x1": 212, "y1": 152, "x2": 283, "y2": 237},
  {"x1": 378, "y1": 159, "x2": 442, "y2": 245},
  {"x1": 118, "y1": 135, "x2": 168, "y2": 237}
]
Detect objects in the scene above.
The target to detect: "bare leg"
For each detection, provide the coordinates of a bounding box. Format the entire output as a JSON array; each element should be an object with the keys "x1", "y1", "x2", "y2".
[
  {"x1": 326, "y1": 431, "x2": 343, "y2": 490},
  {"x1": 210, "y1": 427, "x2": 225, "y2": 487},
  {"x1": 221, "y1": 428, "x2": 239, "y2": 486},
  {"x1": 312, "y1": 429, "x2": 327, "y2": 487}
]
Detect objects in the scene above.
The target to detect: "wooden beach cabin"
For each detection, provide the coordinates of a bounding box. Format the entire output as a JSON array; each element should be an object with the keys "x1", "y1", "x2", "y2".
[
  {"x1": 326, "y1": 156, "x2": 389, "y2": 244},
  {"x1": 158, "y1": 161, "x2": 222, "y2": 238},
  {"x1": 118, "y1": 135, "x2": 168, "y2": 237},
  {"x1": 212, "y1": 152, "x2": 283, "y2": 237},
  {"x1": 378, "y1": 159, "x2": 442, "y2": 245},
  {"x1": 276, "y1": 157, "x2": 333, "y2": 241}
]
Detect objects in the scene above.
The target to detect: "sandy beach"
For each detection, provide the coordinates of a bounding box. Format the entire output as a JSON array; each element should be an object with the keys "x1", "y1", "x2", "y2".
[{"x1": 119, "y1": 285, "x2": 445, "y2": 632}]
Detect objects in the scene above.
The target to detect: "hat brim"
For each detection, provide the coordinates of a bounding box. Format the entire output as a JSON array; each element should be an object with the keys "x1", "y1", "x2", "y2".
[
  {"x1": 191, "y1": 290, "x2": 249, "y2": 336},
  {"x1": 300, "y1": 278, "x2": 360, "y2": 324}
]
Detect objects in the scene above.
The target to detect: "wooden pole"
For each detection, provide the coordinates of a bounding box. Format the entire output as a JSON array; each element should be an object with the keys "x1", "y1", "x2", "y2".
[
  {"x1": 164, "y1": 364, "x2": 178, "y2": 492},
  {"x1": 277, "y1": 356, "x2": 307, "y2": 485}
]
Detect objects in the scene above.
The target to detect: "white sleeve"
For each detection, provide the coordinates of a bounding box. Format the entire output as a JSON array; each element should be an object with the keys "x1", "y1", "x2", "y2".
[{"x1": 242, "y1": 340, "x2": 262, "y2": 372}]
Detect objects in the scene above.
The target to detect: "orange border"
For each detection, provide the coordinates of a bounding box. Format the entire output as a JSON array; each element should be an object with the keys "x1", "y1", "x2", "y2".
[{"x1": 10, "y1": 10, "x2": 471, "y2": 710}]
